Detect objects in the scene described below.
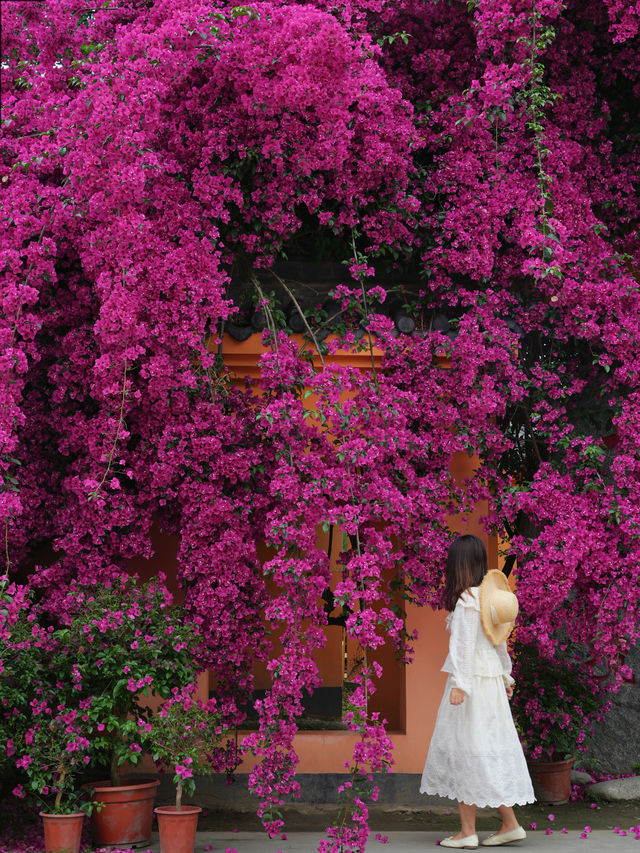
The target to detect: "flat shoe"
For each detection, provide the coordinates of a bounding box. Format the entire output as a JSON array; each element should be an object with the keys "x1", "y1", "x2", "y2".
[
  {"x1": 481, "y1": 826, "x2": 526, "y2": 846},
  {"x1": 440, "y1": 834, "x2": 479, "y2": 849}
]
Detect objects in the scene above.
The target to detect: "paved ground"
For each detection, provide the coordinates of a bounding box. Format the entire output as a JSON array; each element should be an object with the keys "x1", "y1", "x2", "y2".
[
  {"x1": 4, "y1": 794, "x2": 640, "y2": 852},
  {"x1": 143, "y1": 828, "x2": 640, "y2": 851},
  {"x1": 194, "y1": 799, "x2": 640, "y2": 833},
  {"x1": 142, "y1": 798, "x2": 640, "y2": 852}
]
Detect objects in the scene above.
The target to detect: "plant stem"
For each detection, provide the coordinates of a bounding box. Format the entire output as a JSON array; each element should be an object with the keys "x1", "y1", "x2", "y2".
[
  {"x1": 89, "y1": 358, "x2": 128, "y2": 500},
  {"x1": 269, "y1": 270, "x2": 326, "y2": 367},
  {"x1": 250, "y1": 272, "x2": 279, "y2": 355},
  {"x1": 350, "y1": 230, "x2": 379, "y2": 391},
  {"x1": 110, "y1": 750, "x2": 120, "y2": 787},
  {"x1": 55, "y1": 766, "x2": 66, "y2": 811},
  {"x1": 3, "y1": 520, "x2": 10, "y2": 580}
]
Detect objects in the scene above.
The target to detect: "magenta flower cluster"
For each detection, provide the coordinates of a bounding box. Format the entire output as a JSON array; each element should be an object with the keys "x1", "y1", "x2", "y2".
[{"x1": 2, "y1": 0, "x2": 640, "y2": 850}]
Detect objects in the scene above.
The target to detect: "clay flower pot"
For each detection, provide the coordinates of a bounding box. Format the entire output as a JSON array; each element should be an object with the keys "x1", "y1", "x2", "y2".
[
  {"x1": 155, "y1": 805, "x2": 202, "y2": 853},
  {"x1": 40, "y1": 811, "x2": 84, "y2": 853},
  {"x1": 526, "y1": 756, "x2": 575, "y2": 804},
  {"x1": 87, "y1": 777, "x2": 159, "y2": 846}
]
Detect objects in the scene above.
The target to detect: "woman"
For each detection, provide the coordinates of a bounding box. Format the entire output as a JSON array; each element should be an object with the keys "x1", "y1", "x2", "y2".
[{"x1": 420, "y1": 534, "x2": 535, "y2": 848}]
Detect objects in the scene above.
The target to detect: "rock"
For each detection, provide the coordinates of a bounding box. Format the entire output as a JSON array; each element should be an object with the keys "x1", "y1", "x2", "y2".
[
  {"x1": 587, "y1": 665, "x2": 640, "y2": 773},
  {"x1": 587, "y1": 776, "x2": 640, "y2": 801},
  {"x1": 571, "y1": 769, "x2": 595, "y2": 786},
  {"x1": 593, "y1": 706, "x2": 640, "y2": 773}
]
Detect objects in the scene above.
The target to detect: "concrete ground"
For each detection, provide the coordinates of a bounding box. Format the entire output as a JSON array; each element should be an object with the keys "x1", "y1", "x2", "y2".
[
  {"x1": 140, "y1": 796, "x2": 640, "y2": 852},
  {"x1": 143, "y1": 828, "x2": 640, "y2": 851}
]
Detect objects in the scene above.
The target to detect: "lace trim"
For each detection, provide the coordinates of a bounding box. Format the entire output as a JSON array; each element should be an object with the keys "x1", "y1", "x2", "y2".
[{"x1": 419, "y1": 784, "x2": 536, "y2": 809}]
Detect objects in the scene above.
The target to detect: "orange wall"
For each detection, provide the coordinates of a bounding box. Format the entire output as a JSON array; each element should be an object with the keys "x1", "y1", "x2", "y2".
[
  {"x1": 132, "y1": 334, "x2": 500, "y2": 775},
  {"x1": 131, "y1": 335, "x2": 500, "y2": 773},
  {"x1": 211, "y1": 334, "x2": 498, "y2": 774}
]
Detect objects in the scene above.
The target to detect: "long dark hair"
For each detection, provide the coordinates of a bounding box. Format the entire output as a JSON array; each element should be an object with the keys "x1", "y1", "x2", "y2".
[{"x1": 442, "y1": 534, "x2": 488, "y2": 612}]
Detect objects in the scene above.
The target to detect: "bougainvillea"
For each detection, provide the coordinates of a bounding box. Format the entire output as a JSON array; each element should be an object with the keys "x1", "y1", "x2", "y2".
[{"x1": 2, "y1": 0, "x2": 640, "y2": 849}]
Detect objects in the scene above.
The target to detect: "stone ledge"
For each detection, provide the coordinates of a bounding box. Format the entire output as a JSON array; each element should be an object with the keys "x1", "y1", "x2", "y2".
[{"x1": 156, "y1": 772, "x2": 440, "y2": 808}]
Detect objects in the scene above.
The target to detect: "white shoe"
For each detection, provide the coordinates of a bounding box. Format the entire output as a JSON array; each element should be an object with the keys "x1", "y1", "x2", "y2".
[
  {"x1": 481, "y1": 826, "x2": 527, "y2": 846},
  {"x1": 440, "y1": 834, "x2": 479, "y2": 849}
]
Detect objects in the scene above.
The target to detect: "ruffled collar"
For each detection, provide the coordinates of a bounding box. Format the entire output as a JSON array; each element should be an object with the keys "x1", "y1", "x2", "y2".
[{"x1": 445, "y1": 587, "x2": 480, "y2": 630}]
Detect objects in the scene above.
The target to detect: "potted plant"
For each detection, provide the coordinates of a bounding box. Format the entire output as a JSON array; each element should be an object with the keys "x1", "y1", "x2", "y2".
[
  {"x1": 59, "y1": 573, "x2": 200, "y2": 847},
  {"x1": 1, "y1": 581, "x2": 92, "y2": 853},
  {"x1": 511, "y1": 641, "x2": 610, "y2": 803},
  {"x1": 145, "y1": 682, "x2": 229, "y2": 853},
  {"x1": 22, "y1": 700, "x2": 94, "y2": 853}
]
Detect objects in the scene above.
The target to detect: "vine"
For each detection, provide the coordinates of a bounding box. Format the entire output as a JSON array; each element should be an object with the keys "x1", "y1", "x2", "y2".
[
  {"x1": 87, "y1": 359, "x2": 128, "y2": 501},
  {"x1": 2, "y1": 2, "x2": 640, "y2": 850},
  {"x1": 522, "y1": 0, "x2": 564, "y2": 283}
]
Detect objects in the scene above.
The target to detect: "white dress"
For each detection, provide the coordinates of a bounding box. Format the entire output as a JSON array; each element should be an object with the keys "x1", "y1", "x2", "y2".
[{"x1": 420, "y1": 587, "x2": 535, "y2": 807}]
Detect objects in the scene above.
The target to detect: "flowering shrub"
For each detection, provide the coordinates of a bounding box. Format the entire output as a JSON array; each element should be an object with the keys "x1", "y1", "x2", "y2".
[
  {"x1": 511, "y1": 643, "x2": 610, "y2": 761},
  {"x1": 1, "y1": 581, "x2": 92, "y2": 813},
  {"x1": 2, "y1": 574, "x2": 199, "y2": 810},
  {"x1": 18, "y1": 700, "x2": 93, "y2": 815},
  {"x1": 143, "y1": 682, "x2": 230, "y2": 809},
  {"x1": 1, "y1": 583, "x2": 46, "y2": 780},
  {"x1": 2, "y1": 0, "x2": 640, "y2": 850},
  {"x1": 56, "y1": 575, "x2": 200, "y2": 787}
]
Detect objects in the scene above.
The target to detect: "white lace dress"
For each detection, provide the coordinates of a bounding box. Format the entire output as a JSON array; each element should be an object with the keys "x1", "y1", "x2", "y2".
[{"x1": 420, "y1": 587, "x2": 535, "y2": 807}]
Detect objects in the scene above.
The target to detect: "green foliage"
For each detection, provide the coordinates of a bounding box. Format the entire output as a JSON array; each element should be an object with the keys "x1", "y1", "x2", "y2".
[
  {"x1": 60, "y1": 577, "x2": 199, "y2": 786},
  {"x1": 145, "y1": 684, "x2": 230, "y2": 808},
  {"x1": 1, "y1": 585, "x2": 92, "y2": 813},
  {"x1": 512, "y1": 643, "x2": 609, "y2": 761},
  {"x1": 0, "y1": 587, "x2": 49, "y2": 776}
]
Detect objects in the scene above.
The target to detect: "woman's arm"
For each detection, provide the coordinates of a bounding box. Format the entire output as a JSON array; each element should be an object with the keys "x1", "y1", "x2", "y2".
[
  {"x1": 448, "y1": 594, "x2": 480, "y2": 702},
  {"x1": 496, "y1": 640, "x2": 515, "y2": 687}
]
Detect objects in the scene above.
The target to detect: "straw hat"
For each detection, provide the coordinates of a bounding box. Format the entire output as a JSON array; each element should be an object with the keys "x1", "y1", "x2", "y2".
[{"x1": 479, "y1": 569, "x2": 518, "y2": 645}]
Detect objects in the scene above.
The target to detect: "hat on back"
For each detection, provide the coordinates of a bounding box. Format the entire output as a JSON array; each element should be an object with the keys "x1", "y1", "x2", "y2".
[{"x1": 479, "y1": 569, "x2": 518, "y2": 645}]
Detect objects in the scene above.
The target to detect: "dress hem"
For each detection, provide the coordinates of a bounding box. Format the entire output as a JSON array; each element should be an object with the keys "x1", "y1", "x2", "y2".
[{"x1": 419, "y1": 785, "x2": 536, "y2": 808}]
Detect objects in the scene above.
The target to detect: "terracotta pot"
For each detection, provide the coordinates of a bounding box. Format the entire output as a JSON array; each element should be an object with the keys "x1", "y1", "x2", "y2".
[
  {"x1": 527, "y1": 756, "x2": 575, "y2": 804},
  {"x1": 39, "y1": 811, "x2": 84, "y2": 853},
  {"x1": 87, "y1": 777, "x2": 159, "y2": 846},
  {"x1": 155, "y1": 805, "x2": 202, "y2": 853}
]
